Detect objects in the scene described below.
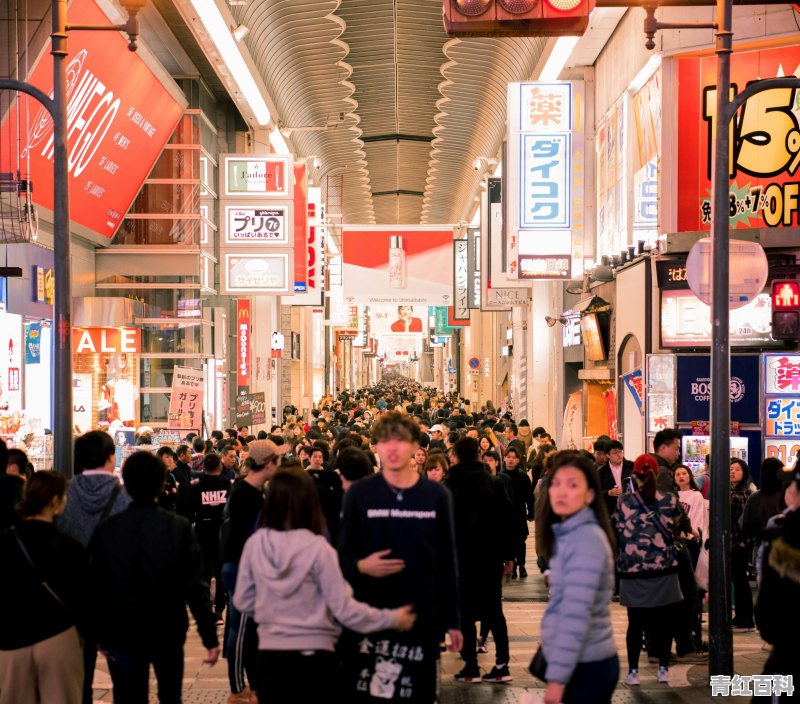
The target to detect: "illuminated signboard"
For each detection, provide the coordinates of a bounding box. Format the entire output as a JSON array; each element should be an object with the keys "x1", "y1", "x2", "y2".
[
  {"x1": 221, "y1": 253, "x2": 291, "y2": 295},
  {"x1": 225, "y1": 204, "x2": 291, "y2": 245},
  {"x1": 764, "y1": 352, "x2": 800, "y2": 471},
  {"x1": 222, "y1": 155, "x2": 291, "y2": 198}
]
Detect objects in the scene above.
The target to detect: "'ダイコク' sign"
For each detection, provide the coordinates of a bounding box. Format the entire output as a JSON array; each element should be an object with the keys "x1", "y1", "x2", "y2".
[
  {"x1": 678, "y1": 46, "x2": 800, "y2": 231},
  {"x1": 0, "y1": 0, "x2": 184, "y2": 238}
]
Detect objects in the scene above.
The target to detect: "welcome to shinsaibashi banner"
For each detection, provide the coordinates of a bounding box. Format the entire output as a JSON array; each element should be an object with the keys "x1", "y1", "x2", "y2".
[
  {"x1": 168, "y1": 366, "x2": 205, "y2": 431},
  {"x1": 678, "y1": 45, "x2": 800, "y2": 232}
]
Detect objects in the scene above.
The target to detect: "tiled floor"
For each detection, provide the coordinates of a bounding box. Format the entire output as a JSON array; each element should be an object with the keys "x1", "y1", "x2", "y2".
[{"x1": 92, "y1": 541, "x2": 770, "y2": 703}]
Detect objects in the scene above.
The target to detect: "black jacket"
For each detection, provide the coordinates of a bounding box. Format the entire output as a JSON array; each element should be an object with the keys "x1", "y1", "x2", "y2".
[
  {"x1": 651, "y1": 453, "x2": 677, "y2": 494},
  {"x1": 188, "y1": 474, "x2": 231, "y2": 533},
  {"x1": 755, "y1": 509, "x2": 800, "y2": 680},
  {"x1": 598, "y1": 459, "x2": 634, "y2": 517},
  {"x1": 173, "y1": 461, "x2": 193, "y2": 518},
  {"x1": 307, "y1": 467, "x2": 343, "y2": 545},
  {"x1": 0, "y1": 473, "x2": 24, "y2": 531},
  {"x1": 89, "y1": 502, "x2": 218, "y2": 655},
  {"x1": 445, "y1": 461, "x2": 513, "y2": 602},
  {"x1": 502, "y1": 467, "x2": 534, "y2": 536},
  {"x1": 0, "y1": 520, "x2": 89, "y2": 649}
]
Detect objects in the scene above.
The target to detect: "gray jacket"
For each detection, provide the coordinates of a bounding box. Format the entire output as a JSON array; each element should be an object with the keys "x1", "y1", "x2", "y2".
[
  {"x1": 234, "y1": 527, "x2": 397, "y2": 651},
  {"x1": 56, "y1": 473, "x2": 130, "y2": 548},
  {"x1": 541, "y1": 508, "x2": 617, "y2": 684}
]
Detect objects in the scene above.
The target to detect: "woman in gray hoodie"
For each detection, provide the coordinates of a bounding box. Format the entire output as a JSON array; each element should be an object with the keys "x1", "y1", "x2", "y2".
[
  {"x1": 233, "y1": 467, "x2": 415, "y2": 704},
  {"x1": 535, "y1": 451, "x2": 618, "y2": 704}
]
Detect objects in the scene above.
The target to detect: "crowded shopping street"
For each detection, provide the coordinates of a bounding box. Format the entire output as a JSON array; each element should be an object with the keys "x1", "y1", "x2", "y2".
[{"x1": 2, "y1": 0, "x2": 800, "y2": 702}]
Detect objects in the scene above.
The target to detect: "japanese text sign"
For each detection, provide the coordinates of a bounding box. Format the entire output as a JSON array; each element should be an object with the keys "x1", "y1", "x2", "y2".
[
  {"x1": 678, "y1": 46, "x2": 800, "y2": 231},
  {"x1": 0, "y1": 0, "x2": 185, "y2": 239},
  {"x1": 168, "y1": 366, "x2": 205, "y2": 431},
  {"x1": 225, "y1": 205, "x2": 290, "y2": 245},
  {"x1": 453, "y1": 240, "x2": 470, "y2": 320},
  {"x1": 236, "y1": 299, "x2": 250, "y2": 392},
  {"x1": 221, "y1": 252, "x2": 291, "y2": 295},
  {"x1": 763, "y1": 353, "x2": 800, "y2": 470}
]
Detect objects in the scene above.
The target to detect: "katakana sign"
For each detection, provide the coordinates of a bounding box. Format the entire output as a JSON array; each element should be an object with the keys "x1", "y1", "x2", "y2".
[
  {"x1": 763, "y1": 352, "x2": 800, "y2": 470},
  {"x1": 168, "y1": 366, "x2": 205, "y2": 431},
  {"x1": 225, "y1": 204, "x2": 290, "y2": 245},
  {"x1": 452, "y1": 240, "x2": 469, "y2": 321}
]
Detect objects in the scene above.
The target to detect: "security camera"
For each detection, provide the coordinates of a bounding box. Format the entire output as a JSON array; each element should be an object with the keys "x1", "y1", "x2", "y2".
[{"x1": 472, "y1": 158, "x2": 483, "y2": 171}]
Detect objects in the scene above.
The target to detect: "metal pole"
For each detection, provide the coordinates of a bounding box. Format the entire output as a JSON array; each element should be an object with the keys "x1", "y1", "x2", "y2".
[
  {"x1": 708, "y1": 0, "x2": 733, "y2": 676},
  {"x1": 52, "y1": 0, "x2": 74, "y2": 478}
]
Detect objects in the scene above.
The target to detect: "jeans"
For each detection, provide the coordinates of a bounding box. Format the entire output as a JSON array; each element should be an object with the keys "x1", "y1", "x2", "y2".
[
  {"x1": 222, "y1": 562, "x2": 258, "y2": 694},
  {"x1": 731, "y1": 546, "x2": 754, "y2": 627},
  {"x1": 562, "y1": 655, "x2": 619, "y2": 704},
  {"x1": 106, "y1": 644, "x2": 184, "y2": 704}
]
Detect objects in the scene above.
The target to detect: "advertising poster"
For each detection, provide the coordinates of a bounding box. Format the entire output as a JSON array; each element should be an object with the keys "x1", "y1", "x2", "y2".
[
  {"x1": 251, "y1": 392, "x2": 267, "y2": 426},
  {"x1": 236, "y1": 394, "x2": 253, "y2": 427},
  {"x1": 370, "y1": 305, "x2": 426, "y2": 356},
  {"x1": 631, "y1": 70, "x2": 661, "y2": 240},
  {"x1": 342, "y1": 227, "x2": 454, "y2": 306},
  {"x1": 222, "y1": 155, "x2": 291, "y2": 198},
  {"x1": 292, "y1": 186, "x2": 325, "y2": 305},
  {"x1": 763, "y1": 352, "x2": 800, "y2": 470},
  {"x1": 0, "y1": 0, "x2": 185, "y2": 239},
  {"x1": 678, "y1": 46, "x2": 800, "y2": 231},
  {"x1": 677, "y1": 355, "x2": 759, "y2": 424},
  {"x1": 293, "y1": 163, "x2": 308, "y2": 292},
  {"x1": 168, "y1": 366, "x2": 205, "y2": 431},
  {"x1": 596, "y1": 96, "x2": 626, "y2": 258},
  {"x1": 24, "y1": 322, "x2": 41, "y2": 364},
  {"x1": 73, "y1": 373, "x2": 92, "y2": 435},
  {"x1": 225, "y1": 205, "x2": 290, "y2": 244}
]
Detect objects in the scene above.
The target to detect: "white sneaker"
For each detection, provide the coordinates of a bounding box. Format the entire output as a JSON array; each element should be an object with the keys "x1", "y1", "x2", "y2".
[
  {"x1": 658, "y1": 667, "x2": 669, "y2": 683},
  {"x1": 624, "y1": 670, "x2": 640, "y2": 686}
]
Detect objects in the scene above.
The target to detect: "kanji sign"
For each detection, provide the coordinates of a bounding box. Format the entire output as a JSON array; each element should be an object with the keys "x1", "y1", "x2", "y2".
[
  {"x1": 168, "y1": 366, "x2": 205, "y2": 431},
  {"x1": 518, "y1": 253, "x2": 571, "y2": 280},
  {"x1": 225, "y1": 205, "x2": 290, "y2": 244},
  {"x1": 764, "y1": 352, "x2": 800, "y2": 469}
]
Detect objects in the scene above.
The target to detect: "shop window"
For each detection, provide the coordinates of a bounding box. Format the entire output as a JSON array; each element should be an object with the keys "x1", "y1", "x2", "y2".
[
  {"x1": 140, "y1": 321, "x2": 204, "y2": 355},
  {"x1": 139, "y1": 358, "x2": 204, "y2": 390}
]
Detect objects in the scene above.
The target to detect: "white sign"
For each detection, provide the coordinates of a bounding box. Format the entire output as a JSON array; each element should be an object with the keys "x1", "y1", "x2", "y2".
[
  {"x1": 486, "y1": 287, "x2": 528, "y2": 307},
  {"x1": 73, "y1": 373, "x2": 92, "y2": 434},
  {"x1": 765, "y1": 353, "x2": 800, "y2": 395},
  {"x1": 221, "y1": 252, "x2": 291, "y2": 295},
  {"x1": 225, "y1": 205, "x2": 290, "y2": 244},
  {"x1": 222, "y1": 154, "x2": 291, "y2": 198},
  {"x1": 453, "y1": 239, "x2": 469, "y2": 320},
  {"x1": 291, "y1": 186, "x2": 325, "y2": 306},
  {"x1": 562, "y1": 312, "x2": 582, "y2": 347},
  {"x1": 168, "y1": 366, "x2": 206, "y2": 431}
]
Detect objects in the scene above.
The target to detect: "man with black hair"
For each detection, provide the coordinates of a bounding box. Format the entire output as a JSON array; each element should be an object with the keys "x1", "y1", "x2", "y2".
[
  {"x1": 155, "y1": 447, "x2": 179, "y2": 512},
  {"x1": 210, "y1": 430, "x2": 224, "y2": 448},
  {"x1": 445, "y1": 438, "x2": 514, "y2": 683},
  {"x1": 502, "y1": 446, "x2": 534, "y2": 579},
  {"x1": 188, "y1": 454, "x2": 231, "y2": 621},
  {"x1": 598, "y1": 440, "x2": 633, "y2": 517},
  {"x1": 90, "y1": 451, "x2": 219, "y2": 703},
  {"x1": 651, "y1": 428, "x2": 683, "y2": 494},
  {"x1": 307, "y1": 443, "x2": 343, "y2": 544},
  {"x1": 191, "y1": 436, "x2": 207, "y2": 476},
  {"x1": 338, "y1": 446, "x2": 375, "y2": 491},
  {"x1": 593, "y1": 436, "x2": 612, "y2": 468},
  {"x1": 173, "y1": 445, "x2": 193, "y2": 518},
  {"x1": 338, "y1": 410, "x2": 461, "y2": 703},
  {"x1": 0, "y1": 439, "x2": 20, "y2": 531}
]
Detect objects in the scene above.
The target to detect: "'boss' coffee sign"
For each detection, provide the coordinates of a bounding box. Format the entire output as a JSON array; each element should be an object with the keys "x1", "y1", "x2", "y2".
[{"x1": 677, "y1": 355, "x2": 759, "y2": 424}]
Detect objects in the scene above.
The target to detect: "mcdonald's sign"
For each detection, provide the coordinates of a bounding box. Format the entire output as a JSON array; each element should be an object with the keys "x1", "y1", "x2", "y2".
[{"x1": 237, "y1": 299, "x2": 250, "y2": 392}]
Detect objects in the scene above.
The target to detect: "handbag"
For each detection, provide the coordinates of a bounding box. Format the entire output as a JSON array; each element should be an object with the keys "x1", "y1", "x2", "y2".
[{"x1": 528, "y1": 645, "x2": 547, "y2": 681}]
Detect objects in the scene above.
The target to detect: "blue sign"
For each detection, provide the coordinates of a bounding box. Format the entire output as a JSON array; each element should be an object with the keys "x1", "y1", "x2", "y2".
[
  {"x1": 521, "y1": 133, "x2": 571, "y2": 229},
  {"x1": 676, "y1": 355, "x2": 759, "y2": 425},
  {"x1": 24, "y1": 322, "x2": 41, "y2": 364}
]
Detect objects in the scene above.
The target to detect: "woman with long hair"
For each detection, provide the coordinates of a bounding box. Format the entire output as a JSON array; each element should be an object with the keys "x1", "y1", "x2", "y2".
[
  {"x1": 0, "y1": 472, "x2": 88, "y2": 704},
  {"x1": 741, "y1": 457, "x2": 785, "y2": 550},
  {"x1": 615, "y1": 454, "x2": 684, "y2": 686},
  {"x1": 535, "y1": 451, "x2": 618, "y2": 704},
  {"x1": 233, "y1": 468, "x2": 415, "y2": 704},
  {"x1": 478, "y1": 434, "x2": 495, "y2": 460},
  {"x1": 730, "y1": 458, "x2": 756, "y2": 631},
  {"x1": 413, "y1": 447, "x2": 428, "y2": 476}
]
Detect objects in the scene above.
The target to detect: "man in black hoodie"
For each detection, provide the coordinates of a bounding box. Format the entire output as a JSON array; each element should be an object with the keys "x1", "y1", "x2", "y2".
[
  {"x1": 90, "y1": 451, "x2": 219, "y2": 703},
  {"x1": 445, "y1": 438, "x2": 514, "y2": 683}
]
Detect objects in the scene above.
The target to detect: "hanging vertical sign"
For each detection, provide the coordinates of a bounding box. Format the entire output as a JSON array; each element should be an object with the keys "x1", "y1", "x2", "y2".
[
  {"x1": 507, "y1": 81, "x2": 582, "y2": 280},
  {"x1": 467, "y1": 227, "x2": 481, "y2": 309},
  {"x1": 453, "y1": 239, "x2": 469, "y2": 321},
  {"x1": 292, "y1": 185, "x2": 324, "y2": 305},
  {"x1": 168, "y1": 366, "x2": 206, "y2": 431},
  {"x1": 237, "y1": 299, "x2": 251, "y2": 393},
  {"x1": 293, "y1": 163, "x2": 309, "y2": 292}
]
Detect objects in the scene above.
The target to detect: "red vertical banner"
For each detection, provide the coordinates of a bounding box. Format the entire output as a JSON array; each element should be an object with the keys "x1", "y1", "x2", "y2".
[
  {"x1": 237, "y1": 299, "x2": 251, "y2": 392},
  {"x1": 293, "y1": 163, "x2": 308, "y2": 292},
  {"x1": 604, "y1": 387, "x2": 617, "y2": 440}
]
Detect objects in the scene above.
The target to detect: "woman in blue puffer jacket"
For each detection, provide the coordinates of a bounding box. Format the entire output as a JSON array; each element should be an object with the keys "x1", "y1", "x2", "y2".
[{"x1": 535, "y1": 450, "x2": 619, "y2": 704}]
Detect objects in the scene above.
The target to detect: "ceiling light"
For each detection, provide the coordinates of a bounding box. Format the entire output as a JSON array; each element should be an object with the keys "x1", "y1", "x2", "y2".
[
  {"x1": 232, "y1": 24, "x2": 249, "y2": 42},
  {"x1": 269, "y1": 126, "x2": 291, "y2": 155},
  {"x1": 188, "y1": 0, "x2": 270, "y2": 125}
]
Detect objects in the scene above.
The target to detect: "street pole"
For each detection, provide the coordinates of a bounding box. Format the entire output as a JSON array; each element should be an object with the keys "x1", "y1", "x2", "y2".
[
  {"x1": 708, "y1": 0, "x2": 733, "y2": 676},
  {"x1": 52, "y1": 0, "x2": 74, "y2": 478}
]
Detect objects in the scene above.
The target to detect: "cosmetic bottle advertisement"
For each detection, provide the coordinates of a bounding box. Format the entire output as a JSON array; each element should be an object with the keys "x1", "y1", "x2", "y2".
[{"x1": 342, "y1": 227, "x2": 454, "y2": 306}]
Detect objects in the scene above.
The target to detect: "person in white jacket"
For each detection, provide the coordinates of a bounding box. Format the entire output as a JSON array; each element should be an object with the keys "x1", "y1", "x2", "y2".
[{"x1": 234, "y1": 467, "x2": 415, "y2": 704}]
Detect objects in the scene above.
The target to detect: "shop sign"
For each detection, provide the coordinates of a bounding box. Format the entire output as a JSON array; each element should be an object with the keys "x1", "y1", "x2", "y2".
[
  {"x1": 293, "y1": 163, "x2": 308, "y2": 292},
  {"x1": 151, "y1": 430, "x2": 182, "y2": 445},
  {"x1": 72, "y1": 327, "x2": 141, "y2": 354},
  {"x1": 507, "y1": 82, "x2": 581, "y2": 279},
  {"x1": 251, "y1": 392, "x2": 266, "y2": 426},
  {"x1": 167, "y1": 366, "x2": 205, "y2": 431},
  {"x1": 25, "y1": 322, "x2": 41, "y2": 364},
  {"x1": 0, "y1": 0, "x2": 185, "y2": 239},
  {"x1": 562, "y1": 311, "x2": 582, "y2": 347},
  {"x1": 678, "y1": 46, "x2": 800, "y2": 232},
  {"x1": 453, "y1": 240, "x2": 469, "y2": 320},
  {"x1": 467, "y1": 227, "x2": 481, "y2": 309},
  {"x1": 631, "y1": 70, "x2": 661, "y2": 240},
  {"x1": 222, "y1": 155, "x2": 291, "y2": 198},
  {"x1": 225, "y1": 205, "x2": 290, "y2": 245},
  {"x1": 660, "y1": 289, "x2": 778, "y2": 349},
  {"x1": 486, "y1": 287, "x2": 528, "y2": 307},
  {"x1": 33, "y1": 266, "x2": 54, "y2": 304},
  {"x1": 676, "y1": 355, "x2": 759, "y2": 424},
  {"x1": 293, "y1": 186, "x2": 325, "y2": 305},
  {"x1": 433, "y1": 306, "x2": 454, "y2": 336},
  {"x1": 622, "y1": 368, "x2": 644, "y2": 416},
  {"x1": 596, "y1": 96, "x2": 626, "y2": 258},
  {"x1": 235, "y1": 393, "x2": 253, "y2": 427},
  {"x1": 222, "y1": 252, "x2": 291, "y2": 295},
  {"x1": 690, "y1": 420, "x2": 741, "y2": 436},
  {"x1": 236, "y1": 299, "x2": 250, "y2": 391},
  {"x1": 764, "y1": 353, "x2": 800, "y2": 470}
]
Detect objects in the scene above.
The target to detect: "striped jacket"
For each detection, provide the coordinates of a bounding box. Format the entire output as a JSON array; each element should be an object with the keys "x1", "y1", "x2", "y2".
[{"x1": 541, "y1": 508, "x2": 616, "y2": 684}]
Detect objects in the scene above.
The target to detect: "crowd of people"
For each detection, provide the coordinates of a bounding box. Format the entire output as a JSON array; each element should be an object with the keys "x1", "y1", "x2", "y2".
[{"x1": 0, "y1": 374, "x2": 798, "y2": 704}]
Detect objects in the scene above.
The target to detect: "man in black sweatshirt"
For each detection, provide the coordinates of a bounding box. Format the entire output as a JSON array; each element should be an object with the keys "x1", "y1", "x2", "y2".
[
  {"x1": 89, "y1": 451, "x2": 219, "y2": 703},
  {"x1": 338, "y1": 411, "x2": 461, "y2": 703},
  {"x1": 220, "y1": 439, "x2": 288, "y2": 703},
  {"x1": 188, "y1": 453, "x2": 231, "y2": 620}
]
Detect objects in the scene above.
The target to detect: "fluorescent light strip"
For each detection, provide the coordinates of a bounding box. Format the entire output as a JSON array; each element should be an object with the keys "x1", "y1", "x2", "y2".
[
  {"x1": 269, "y1": 126, "x2": 291, "y2": 154},
  {"x1": 189, "y1": 0, "x2": 271, "y2": 125},
  {"x1": 538, "y1": 36, "x2": 580, "y2": 82}
]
